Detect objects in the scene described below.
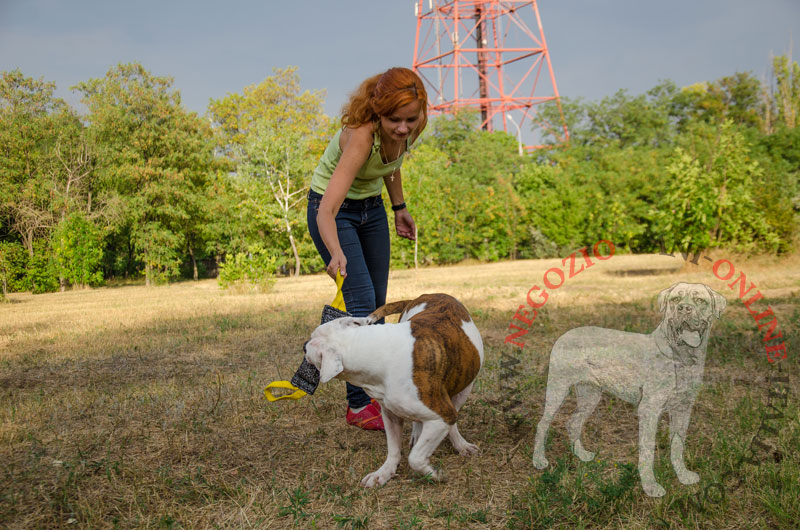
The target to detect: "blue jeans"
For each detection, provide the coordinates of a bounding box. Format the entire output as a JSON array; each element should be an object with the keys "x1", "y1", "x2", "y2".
[{"x1": 307, "y1": 189, "x2": 390, "y2": 408}]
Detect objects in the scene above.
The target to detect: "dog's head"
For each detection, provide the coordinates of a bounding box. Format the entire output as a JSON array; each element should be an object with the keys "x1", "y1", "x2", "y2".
[
  {"x1": 657, "y1": 282, "x2": 726, "y2": 357},
  {"x1": 304, "y1": 317, "x2": 369, "y2": 383}
]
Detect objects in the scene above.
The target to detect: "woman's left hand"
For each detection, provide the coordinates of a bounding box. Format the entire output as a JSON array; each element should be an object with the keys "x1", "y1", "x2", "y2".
[{"x1": 394, "y1": 209, "x2": 416, "y2": 241}]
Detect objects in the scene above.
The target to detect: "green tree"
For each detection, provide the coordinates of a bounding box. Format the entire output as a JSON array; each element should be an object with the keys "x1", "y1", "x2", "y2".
[
  {"x1": 26, "y1": 239, "x2": 59, "y2": 294},
  {"x1": 75, "y1": 63, "x2": 215, "y2": 285},
  {"x1": 208, "y1": 66, "x2": 328, "y2": 161},
  {"x1": 209, "y1": 67, "x2": 329, "y2": 277},
  {"x1": 772, "y1": 54, "x2": 800, "y2": 129},
  {"x1": 751, "y1": 124, "x2": 800, "y2": 253},
  {"x1": 0, "y1": 241, "x2": 28, "y2": 297},
  {"x1": 674, "y1": 72, "x2": 764, "y2": 130},
  {"x1": 217, "y1": 245, "x2": 277, "y2": 293},
  {"x1": 588, "y1": 84, "x2": 678, "y2": 148},
  {"x1": 0, "y1": 70, "x2": 68, "y2": 257},
  {"x1": 512, "y1": 161, "x2": 582, "y2": 252},
  {"x1": 52, "y1": 213, "x2": 104, "y2": 288},
  {"x1": 656, "y1": 121, "x2": 779, "y2": 253},
  {"x1": 713, "y1": 72, "x2": 764, "y2": 129},
  {"x1": 539, "y1": 82, "x2": 679, "y2": 149},
  {"x1": 238, "y1": 122, "x2": 318, "y2": 276},
  {"x1": 400, "y1": 116, "x2": 526, "y2": 265},
  {"x1": 1, "y1": 70, "x2": 97, "y2": 292},
  {"x1": 400, "y1": 142, "x2": 474, "y2": 265},
  {"x1": 536, "y1": 96, "x2": 588, "y2": 147}
]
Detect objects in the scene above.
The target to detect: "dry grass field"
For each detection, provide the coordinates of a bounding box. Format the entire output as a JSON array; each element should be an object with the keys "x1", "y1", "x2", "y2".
[{"x1": 1, "y1": 252, "x2": 798, "y2": 529}]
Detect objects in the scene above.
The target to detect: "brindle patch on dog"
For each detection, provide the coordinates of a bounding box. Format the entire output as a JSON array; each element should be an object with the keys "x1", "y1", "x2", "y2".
[{"x1": 369, "y1": 294, "x2": 481, "y2": 424}]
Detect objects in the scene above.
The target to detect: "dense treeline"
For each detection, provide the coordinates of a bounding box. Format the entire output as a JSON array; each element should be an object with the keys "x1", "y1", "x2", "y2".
[{"x1": 1, "y1": 58, "x2": 798, "y2": 295}]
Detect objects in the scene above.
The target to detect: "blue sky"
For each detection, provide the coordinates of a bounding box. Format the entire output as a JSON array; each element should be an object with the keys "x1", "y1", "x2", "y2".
[{"x1": 1, "y1": 0, "x2": 797, "y2": 134}]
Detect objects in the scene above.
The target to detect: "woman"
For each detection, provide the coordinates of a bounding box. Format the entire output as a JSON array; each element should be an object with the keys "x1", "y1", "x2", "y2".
[{"x1": 307, "y1": 67, "x2": 428, "y2": 431}]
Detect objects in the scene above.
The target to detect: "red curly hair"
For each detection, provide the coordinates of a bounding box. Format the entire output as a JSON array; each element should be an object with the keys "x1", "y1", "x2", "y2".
[{"x1": 341, "y1": 67, "x2": 428, "y2": 132}]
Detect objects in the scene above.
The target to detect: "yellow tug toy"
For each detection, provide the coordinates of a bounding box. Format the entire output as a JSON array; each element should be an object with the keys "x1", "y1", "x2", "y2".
[{"x1": 264, "y1": 272, "x2": 347, "y2": 402}]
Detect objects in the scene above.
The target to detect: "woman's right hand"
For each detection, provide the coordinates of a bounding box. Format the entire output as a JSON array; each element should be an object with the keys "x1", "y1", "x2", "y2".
[{"x1": 327, "y1": 251, "x2": 347, "y2": 280}]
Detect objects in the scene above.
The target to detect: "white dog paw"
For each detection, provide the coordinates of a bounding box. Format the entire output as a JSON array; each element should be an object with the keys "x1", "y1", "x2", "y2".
[
  {"x1": 409, "y1": 460, "x2": 445, "y2": 482},
  {"x1": 360, "y1": 470, "x2": 395, "y2": 488},
  {"x1": 532, "y1": 454, "x2": 549, "y2": 469},
  {"x1": 572, "y1": 441, "x2": 595, "y2": 462},
  {"x1": 642, "y1": 481, "x2": 666, "y2": 498},
  {"x1": 455, "y1": 442, "x2": 480, "y2": 456},
  {"x1": 677, "y1": 470, "x2": 700, "y2": 485},
  {"x1": 421, "y1": 468, "x2": 445, "y2": 482}
]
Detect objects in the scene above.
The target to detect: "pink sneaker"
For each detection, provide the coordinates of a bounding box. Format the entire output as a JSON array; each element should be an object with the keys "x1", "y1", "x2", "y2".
[{"x1": 346, "y1": 399, "x2": 385, "y2": 431}]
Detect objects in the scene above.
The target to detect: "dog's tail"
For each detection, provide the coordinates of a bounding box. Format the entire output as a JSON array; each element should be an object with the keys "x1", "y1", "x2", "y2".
[{"x1": 367, "y1": 300, "x2": 414, "y2": 323}]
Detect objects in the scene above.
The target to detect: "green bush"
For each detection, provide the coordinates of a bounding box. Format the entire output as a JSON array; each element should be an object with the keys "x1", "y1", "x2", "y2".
[
  {"x1": 53, "y1": 213, "x2": 105, "y2": 288},
  {"x1": 655, "y1": 121, "x2": 780, "y2": 253},
  {"x1": 133, "y1": 222, "x2": 183, "y2": 284},
  {"x1": 0, "y1": 241, "x2": 28, "y2": 295},
  {"x1": 218, "y1": 245, "x2": 277, "y2": 293},
  {"x1": 26, "y1": 240, "x2": 59, "y2": 294}
]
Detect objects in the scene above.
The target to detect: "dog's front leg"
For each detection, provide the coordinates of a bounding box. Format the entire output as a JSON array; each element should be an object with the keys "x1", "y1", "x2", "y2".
[
  {"x1": 637, "y1": 399, "x2": 667, "y2": 497},
  {"x1": 669, "y1": 396, "x2": 700, "y2": 485},
  {"x1": 360, "y1": 407, "x2": 403, "y2": 488}
]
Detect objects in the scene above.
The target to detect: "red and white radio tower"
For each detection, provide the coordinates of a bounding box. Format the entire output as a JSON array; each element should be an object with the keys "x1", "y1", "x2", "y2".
[{"x1": 412, "y1": 0, "x2": 568, "y2": 150}]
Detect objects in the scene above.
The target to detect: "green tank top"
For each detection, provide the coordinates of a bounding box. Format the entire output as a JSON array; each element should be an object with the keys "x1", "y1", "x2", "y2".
[{"x1": 310, "y1": 127, "x2": 412, "y2": 200}]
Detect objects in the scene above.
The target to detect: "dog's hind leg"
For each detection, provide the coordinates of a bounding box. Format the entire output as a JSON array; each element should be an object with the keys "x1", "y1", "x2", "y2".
[
  {"x1": 361, "y1": 407, "x2": 404, "y2": 488},
  {"x1": 568, "y1": 383, "x2": 602, "y2": 462},
  {"x1": 447, "y1": 382, "x2": 479, "y2": 456},
  {"x1": 532, "y1": 377, "x2": 571, "y2": 469},
  {"x1": 408, "y1": 419, "x2": 450, "y2": 481}
]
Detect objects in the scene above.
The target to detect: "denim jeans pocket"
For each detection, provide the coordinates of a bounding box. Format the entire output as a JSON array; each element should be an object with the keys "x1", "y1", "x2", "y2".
[{"x1": 307, "y1": 190, "x2": 321, "y2": 212}]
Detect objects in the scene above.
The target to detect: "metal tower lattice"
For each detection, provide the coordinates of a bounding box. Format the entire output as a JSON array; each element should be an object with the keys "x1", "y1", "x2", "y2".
[{"x1": 412, "y1": 0, "x2": 568, "y2": 149}]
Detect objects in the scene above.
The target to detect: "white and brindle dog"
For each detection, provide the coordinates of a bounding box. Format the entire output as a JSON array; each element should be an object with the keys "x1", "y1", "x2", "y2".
[
  {"x1": 531, "y1": 282, "x2": 726, "y2": 497},
  {"x1": 304, "y1": 293, "x2": 484, "y2": 487}
]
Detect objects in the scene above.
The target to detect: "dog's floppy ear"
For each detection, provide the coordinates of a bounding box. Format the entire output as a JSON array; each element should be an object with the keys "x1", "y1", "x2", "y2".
[
  {"x1": 704, "y1": 285, "x2": 727, "y2": 318},
  {"x1": 337, "y1": 316, "x2": 370, "y2": 327},
  {"x1": 657, "y1": 285, "x2": 675, "y2": 314},
  {"x1": 319, "y1": 347, "x2": 344, "y2": 383},
  {"x1": 304, "y1": 339, "x2": 343, "y2": 383}
]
